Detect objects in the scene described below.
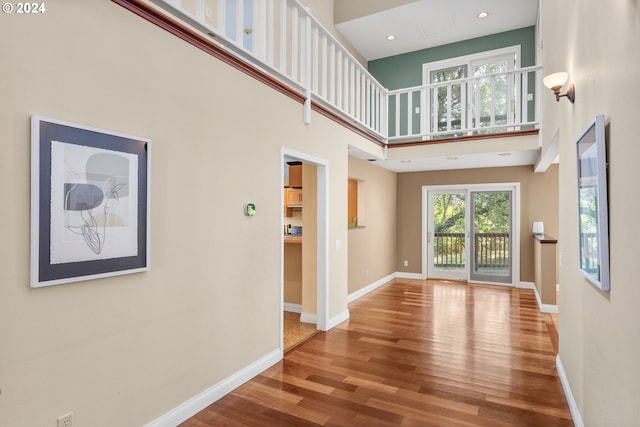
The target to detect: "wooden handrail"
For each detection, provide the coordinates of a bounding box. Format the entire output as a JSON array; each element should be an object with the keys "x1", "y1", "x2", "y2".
[{"x1": 387, "y1": 129, "x2": 539, "y2": 148}]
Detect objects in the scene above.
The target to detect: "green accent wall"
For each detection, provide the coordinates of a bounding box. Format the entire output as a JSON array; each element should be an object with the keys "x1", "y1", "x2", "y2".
[{"x1": 368, "y1": 26, "x2": 536, "y2": 90}]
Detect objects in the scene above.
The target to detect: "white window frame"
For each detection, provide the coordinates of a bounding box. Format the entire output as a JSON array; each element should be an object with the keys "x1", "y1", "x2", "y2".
[{"x1": 421, "y1": 46, "x2": 521, "y2": 135}]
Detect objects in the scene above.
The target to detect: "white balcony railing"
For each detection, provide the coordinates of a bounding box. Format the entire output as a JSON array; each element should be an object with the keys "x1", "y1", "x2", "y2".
[
  {"x1": 149, "y1": 0, "x2": 540, "y2": 144},
  {"x1": 387, "y1": 65, "x2": 542, "y2": 142},
  {"x1": 153, "y1": 0, "x2": 387, "y2": 139}
]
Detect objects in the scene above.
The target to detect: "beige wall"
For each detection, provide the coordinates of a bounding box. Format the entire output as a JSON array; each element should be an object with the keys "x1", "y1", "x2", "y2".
[
  {"x1": 347, "y1": 157, "x2": 397, "y2": 294},
  {"x1": 542, "y1": 0, "x2": 640, "y2": 424},
  {"x1": 0, "y1": 1, "x2": 375, "y2": 425},
  {"x1": 396, "y1": 165, "x2": 559, "y2": 283}
]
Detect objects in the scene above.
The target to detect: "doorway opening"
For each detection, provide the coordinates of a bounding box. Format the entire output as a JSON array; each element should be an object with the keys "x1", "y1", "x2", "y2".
[
  {"x1": 281, "y1": 149, "x2": 329, "y2": 354},
  {"x1": 422, "y1": 183, "x2": 520, "y2": 285}
]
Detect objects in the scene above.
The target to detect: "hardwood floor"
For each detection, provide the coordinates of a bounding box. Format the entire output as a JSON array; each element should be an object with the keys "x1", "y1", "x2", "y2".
[{"x1": 181, "y1": 279, "x2": 572, "y2": 426}]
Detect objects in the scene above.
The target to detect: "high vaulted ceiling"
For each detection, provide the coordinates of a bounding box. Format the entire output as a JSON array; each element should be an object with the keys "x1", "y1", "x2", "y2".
[
  {"x1": 333, "y1": 0, "x2": 545, "y2": 172},
  {"x1": 334, "y1": 0, "x2": 539, "y2": 61}
]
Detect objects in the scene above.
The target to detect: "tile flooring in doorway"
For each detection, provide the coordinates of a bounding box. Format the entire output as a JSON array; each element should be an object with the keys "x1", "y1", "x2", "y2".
[{"x1": 283, "y1": 311, "x2": 317, "y2": 352}]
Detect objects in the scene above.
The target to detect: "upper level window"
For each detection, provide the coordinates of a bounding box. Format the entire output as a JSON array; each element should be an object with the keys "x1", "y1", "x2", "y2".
[{"x1": 422, "y1": 46, "x2": 521, "y2": 137}]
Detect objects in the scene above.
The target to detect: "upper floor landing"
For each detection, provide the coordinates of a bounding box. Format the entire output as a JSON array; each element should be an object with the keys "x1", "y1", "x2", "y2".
[{"x1": 118, "y1": 0, "x2": 545, "y2": 170}]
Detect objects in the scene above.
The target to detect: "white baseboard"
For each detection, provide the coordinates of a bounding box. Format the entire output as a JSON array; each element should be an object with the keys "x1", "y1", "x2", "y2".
[
  {"x1": 556, "y1": 354, "x2": 584, "y2": 427},
  {"x1": 517, "y1": 281, "x2": 535, "y2": 290},
  {"x1": 283, "y1": 303, "x2": 301, "y2": 313},
  {"x1": 144, "y1": 349, "x2": 281, "y2": 427},
  {"x1": 395, "y1": 272, "x2": 424, "y2": 280},
  {"x1": 533, "y1": 283, "x2": 558, "y2": 314},
  {"x1": 519, "y1": 281, "x2": 558, "y2": 313},
  {"x1": 300, "y1": 312, "x2": 317, "y2": 324},
  {"x1": 347, "y1": 273, "x2": 396, "y2": 303},
  {"x1": 327, "y1": 309, "x2": 350, "y2": 329}
]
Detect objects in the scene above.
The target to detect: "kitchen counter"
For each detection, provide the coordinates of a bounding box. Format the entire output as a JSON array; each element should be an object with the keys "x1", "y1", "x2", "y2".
[{"x1": 284, "y1": 236, "x2": 302, "y2": 244}]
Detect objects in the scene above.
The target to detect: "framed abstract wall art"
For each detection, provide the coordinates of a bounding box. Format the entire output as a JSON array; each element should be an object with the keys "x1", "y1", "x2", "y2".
[{"x1": 31, "y1": 116, "x2": 151, "y2": 287}]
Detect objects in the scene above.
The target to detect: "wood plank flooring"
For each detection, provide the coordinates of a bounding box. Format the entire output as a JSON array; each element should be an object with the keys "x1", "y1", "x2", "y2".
[{"x1": 181, "y1": 279, "x2": 571, "y2": 426}]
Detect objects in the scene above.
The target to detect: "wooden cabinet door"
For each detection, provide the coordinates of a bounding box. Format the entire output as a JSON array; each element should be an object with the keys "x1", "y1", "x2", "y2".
[
  {"x1": 288, "y1": 165, "x2": 303, "y2": 188},
  {"x1": 286, "y1": 189, "x2": 303, "y2": 207}
]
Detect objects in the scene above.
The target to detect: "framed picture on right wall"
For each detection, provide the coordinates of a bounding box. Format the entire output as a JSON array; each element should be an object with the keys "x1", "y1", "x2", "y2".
[{"x1": 576, "y1": 115, "x2": 610, "y2": 291}]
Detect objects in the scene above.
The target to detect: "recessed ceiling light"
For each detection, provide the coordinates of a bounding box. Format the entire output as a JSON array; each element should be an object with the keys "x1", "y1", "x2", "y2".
[
  {"x1": 445, "y1": 156, "x2": 458, "y2": 160},
  {"x1": 400, "y1": 159, "x2": 411, "y2": 163},
  {"x1": 498, "y1": 152, "x2": 511, "y2": 157},
  {"x1": 386, "y1": 35, "x2": 396, "y2": 41},
  {"x1": 477, "y1": 12, "x2": 489, "y2": 19}
]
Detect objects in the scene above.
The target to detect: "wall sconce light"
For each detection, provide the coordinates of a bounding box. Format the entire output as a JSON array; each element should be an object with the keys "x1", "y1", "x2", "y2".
[
  {"x1": 543, "y1": 72, "x2": 575, "y2": 103},
  {"x1": 532, "y1": 221, "x2": 545, "y2": 235}
]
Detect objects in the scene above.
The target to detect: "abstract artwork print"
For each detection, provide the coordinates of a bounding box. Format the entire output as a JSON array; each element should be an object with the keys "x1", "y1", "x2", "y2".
[{"x1": 50, "y1": 141, "x2": 139, "y2": 263}]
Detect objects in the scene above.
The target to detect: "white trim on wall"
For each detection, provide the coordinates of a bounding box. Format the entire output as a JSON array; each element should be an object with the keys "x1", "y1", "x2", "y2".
[
  {"x1": 556, "y1": 355, "x2": 584, "y2": 427},
  {"x1": 144, "y1": 349, "x2": 281, "y2": 427},
  {"x1": 281, "y1": 148, "x2": 330, "y2": 346},
  {"x1": 348, "y1": 273, "x2": 396, "y2": 303},
  {"x1": 520, "y1": 281, "x2": 559, "y2": 313},
  {"x1": 396, "y1": 272, "x2": 424, "y2": 280},
  {"x1": 517, "y1": 281, "x2": 536, "y2": 290},
  {"x1": 283, "y1": 303, "x2": 302, "y2": 313},
  {"x1": 300, "y1": 312, "x2": 318, "y2": 324},
  {"x1": 327, "y1": 309, "x2": 350, "y2": 329}
]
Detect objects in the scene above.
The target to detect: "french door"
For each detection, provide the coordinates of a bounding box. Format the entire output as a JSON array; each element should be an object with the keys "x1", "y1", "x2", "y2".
[
  {"x1": 425, "y1": 185, "x2": 518, "y2": 284},
  {"x1": 423, "y1": 47, "x2": 520, "y2": 136}
]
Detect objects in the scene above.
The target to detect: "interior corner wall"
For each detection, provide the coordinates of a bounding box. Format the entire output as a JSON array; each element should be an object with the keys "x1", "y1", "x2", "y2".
[
  {"x1": 395, "y1": 165, "x2": 558, "y2": 282},
  {"x1": 541, "y1": 0, "x2": 640, "y2": 424},
  {"x1": 0, "y1": 1, "x2": 367, "y2": 425},
  {"x1": 347, "y1": 157, "x2": 397, "y2": 294}
]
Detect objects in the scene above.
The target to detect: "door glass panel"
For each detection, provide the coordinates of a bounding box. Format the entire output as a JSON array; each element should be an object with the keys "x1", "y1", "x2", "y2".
[
  {"x1": 432, "y1": 192, "x2": 466, "y2": 277},
  {"x1": 471, "y1": 191, "x2": 512, "y2": 283},
  {"x1": 430, "y1": 66, "x2": 466, "y2": 135},
  {"x1": 471, "y1": 57, "x2": 511, "y2": 130}
]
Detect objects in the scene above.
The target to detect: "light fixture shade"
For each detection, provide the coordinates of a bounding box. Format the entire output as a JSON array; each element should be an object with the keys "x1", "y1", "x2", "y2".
[
  {"x1": 543, "y1": 72, "x2": 569, "y2": 89},
  {"x1": 532, "y1": 221, "x2": 544, "y2": 235}
]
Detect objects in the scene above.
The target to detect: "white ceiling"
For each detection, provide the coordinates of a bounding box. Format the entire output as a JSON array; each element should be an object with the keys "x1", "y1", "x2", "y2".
[
  {"x1": 336, "y1": 0, "x2": 543, "y2": 173},
  {"x1": 348, "y1": 145, "x2": 541, "y2": 173},
  {"x1": 335, "y1": 0, "x2": 539, "y2": 61}
]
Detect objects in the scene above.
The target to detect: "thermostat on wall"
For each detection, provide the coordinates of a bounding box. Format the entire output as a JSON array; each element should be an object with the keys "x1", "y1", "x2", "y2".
[{"x1": 245, "y1": 203, "x2": 256, "y2": 216}]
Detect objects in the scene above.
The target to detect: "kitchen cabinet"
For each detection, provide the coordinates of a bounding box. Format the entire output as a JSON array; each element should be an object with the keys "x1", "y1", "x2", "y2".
[
  {"x1": 284, "y1": 188, "x2": 291, "y2": 217},
  {"x1": 288, "y1": 164, "x2": 302, "y2": 188},
  {"x1": 286, "y1": 188, "x2": 303, "y2": 207}
]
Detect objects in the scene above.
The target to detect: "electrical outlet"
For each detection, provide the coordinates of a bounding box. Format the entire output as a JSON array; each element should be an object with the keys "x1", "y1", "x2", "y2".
[
  {"x1": 403, "y1": 260, "x2": 408, "y2": 267},
  {"x1": 57, "y1": 412, "x2": 73, "y2": 427}
]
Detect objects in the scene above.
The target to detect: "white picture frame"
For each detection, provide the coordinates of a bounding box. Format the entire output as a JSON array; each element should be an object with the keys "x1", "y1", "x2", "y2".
[{"x1": 31, "y1": 116, "x2": 151, "y2": 287}]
